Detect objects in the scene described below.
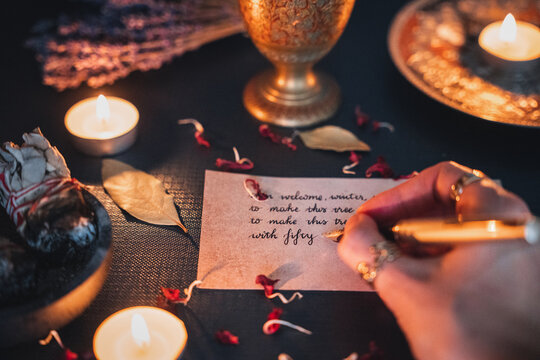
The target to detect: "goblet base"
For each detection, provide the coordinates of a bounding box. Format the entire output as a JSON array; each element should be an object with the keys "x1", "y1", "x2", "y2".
[{"x1": 243, "y1": 69, "x2": 341, "y2": 128}]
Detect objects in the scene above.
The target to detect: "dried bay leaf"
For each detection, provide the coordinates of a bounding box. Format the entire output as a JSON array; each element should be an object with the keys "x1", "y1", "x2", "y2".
[
  {"x1": 298, "y1": 125, "x2": 370, "y2": 152},
  {"x1": 102, "y1": 159, "x2": 187, "y2": 232}
]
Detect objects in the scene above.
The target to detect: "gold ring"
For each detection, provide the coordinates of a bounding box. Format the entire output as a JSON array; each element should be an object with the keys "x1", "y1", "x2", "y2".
[
  {"x1": 450, "y1": 169, "x2": 486, "y2": 203},
  {"x1": 357, "y1": 241, "x2": 401, "y2": 285}
]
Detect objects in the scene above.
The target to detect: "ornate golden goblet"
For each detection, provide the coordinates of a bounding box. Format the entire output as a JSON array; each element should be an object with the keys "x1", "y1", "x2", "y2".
[{"x1": 239, "y1": 0, "x2": 356, "y2": 127}]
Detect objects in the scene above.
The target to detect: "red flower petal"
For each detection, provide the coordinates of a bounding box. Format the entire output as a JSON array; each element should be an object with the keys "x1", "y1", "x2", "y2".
[
  {"x1": 266, "y1": 308, "x2": 284, "y2": 334},
  {"x1": 215, "y1": 330, "x2": 240, "y2": 345},
  {"x1": 178, "y1": 119, "x2": 210, "y2": 148},
  {"x1": 259, "y1": 125, "x2": 280, "y2": 143},
  {"x1": 215, "y1": 158, "x2": 254, "y2": 171},
  {"x1": 355, "y1": 106, "x2": 370, "y2": 127},
  {"x1": 244, "y1": 179, "x2": 269, "y2": 201},
  {"x1": 359, "y1": 341, "x2": 384, "y2": 360},
  {"x1": 161, "y1": 287, "x2": 181, "y2": 302},
  {"x1": 63, "y1": 349, "x2": 78, "y2": 360},
  {"x1": 349, "y1": 151, "x2": 361, "y2": 163},
  {"x1": 281, "y1": 137, "x2": 297, "y2": 151},
  {"x1": 365, "y1": 157, "x2": 394, "y2": 178},
  {"x1": 194, "y1": 131, "x2": 210, "y2": 148},
  {"x1": 259, "y1": 125, "x2": 297, "y2": 151},
  {"x1": 255, "y1": 274, "x2": 279, "y2": 297}
]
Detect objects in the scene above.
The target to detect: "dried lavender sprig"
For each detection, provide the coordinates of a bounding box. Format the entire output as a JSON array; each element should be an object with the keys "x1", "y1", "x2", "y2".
[{"x1": 27, "y1": 0, "x2": 244, "y2": 90}]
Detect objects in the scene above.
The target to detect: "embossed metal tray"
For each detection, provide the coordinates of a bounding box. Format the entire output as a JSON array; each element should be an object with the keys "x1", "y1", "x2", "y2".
[
  {"x1": 0, "y1": 189, "x2": 112, "y2": 347},
  {"x1": 388, "y1": 0, "x2": 540, "y2": 127}
]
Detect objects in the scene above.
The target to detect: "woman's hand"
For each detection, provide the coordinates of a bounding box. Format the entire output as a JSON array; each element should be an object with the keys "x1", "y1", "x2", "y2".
[{"x1": 338, "y1": 161, "x2": 540, "y2": 360}]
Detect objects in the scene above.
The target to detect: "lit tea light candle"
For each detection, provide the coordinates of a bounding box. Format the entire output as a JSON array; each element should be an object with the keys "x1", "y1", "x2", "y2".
[
  {"x1": 65, "y1": 95, "x2": 139, "y2": 156},
  {"x1": 93, "y1": 306, "x2": 187, "y2": 360},
  {"x1": 478, "y1": 13, "x2": 540, "y2": 69}
]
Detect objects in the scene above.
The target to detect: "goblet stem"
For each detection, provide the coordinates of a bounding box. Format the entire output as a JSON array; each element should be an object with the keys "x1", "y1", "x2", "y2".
[
  {"x1": 273, "y1": 63, "x2": 317, "y2": 95},
  {"x1": 239, "y1": 0, "x2": 355, "y2": 127}
]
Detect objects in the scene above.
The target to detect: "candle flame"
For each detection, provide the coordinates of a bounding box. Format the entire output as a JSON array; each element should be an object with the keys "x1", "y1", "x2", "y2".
[
  {"x1": 487, "y1": 220, "x2": 497, "y2": 233},
  {"x1": 499, "y1": 13, "x2": 517, "y2": 43},
  {"x1": 131, "y1": 313, "x2": 150, "y2": 348},
  {"x1": 96, "y1": 94, "x2": 111, "y2": 122}
]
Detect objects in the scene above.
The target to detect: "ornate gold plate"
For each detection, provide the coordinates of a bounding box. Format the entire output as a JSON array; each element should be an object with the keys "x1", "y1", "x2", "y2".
[{"x1": 388, "y1": 0, "x2": 540, "y2": 127}]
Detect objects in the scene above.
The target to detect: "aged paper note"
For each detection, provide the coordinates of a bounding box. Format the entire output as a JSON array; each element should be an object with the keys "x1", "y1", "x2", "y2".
[{"x1": 197, "y1": 170, "x2": 405, "y2": 292}]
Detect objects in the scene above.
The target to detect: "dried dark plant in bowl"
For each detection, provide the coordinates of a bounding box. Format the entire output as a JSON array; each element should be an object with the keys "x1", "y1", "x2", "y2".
[{"x1": 0, "y1": 189, "x2": 112, "y2": 347}]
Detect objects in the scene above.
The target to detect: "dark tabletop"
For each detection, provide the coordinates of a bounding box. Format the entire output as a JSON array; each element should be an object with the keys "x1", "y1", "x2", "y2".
[{"x1": 2, "y1": 0, "x2": 539, "y2": 359}]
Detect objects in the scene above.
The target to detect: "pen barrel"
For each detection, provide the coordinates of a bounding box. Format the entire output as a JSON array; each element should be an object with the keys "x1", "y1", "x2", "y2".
[{"x1": 393, "y1": 217, "x2": 540, "y2": 245}]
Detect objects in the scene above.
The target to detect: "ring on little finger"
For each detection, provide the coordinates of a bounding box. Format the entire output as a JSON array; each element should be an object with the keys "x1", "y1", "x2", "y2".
[{"x1": 357, "y1": 241, "x2": 401, "y2": 286}]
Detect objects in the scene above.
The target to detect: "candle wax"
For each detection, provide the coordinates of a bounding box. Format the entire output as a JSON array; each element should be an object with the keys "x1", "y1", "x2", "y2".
[
  {"x1": 94, "y1": 306, "x2": 187, "y2": 360},
  {"x1": 479, "y1": 20, "x2": 540, "y2": 61},
  {"x1": 65, "y1": 96, "x2": 138, "y2": 140}
]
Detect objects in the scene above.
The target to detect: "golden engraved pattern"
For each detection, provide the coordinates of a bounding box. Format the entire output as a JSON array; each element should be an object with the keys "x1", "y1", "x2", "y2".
[
  {"x1": 239, "y1": 0, "x2": 355, "y2": 127},
  {"x1": 390, "y1": 0, "x2": 540, "y2": 127},
  {"x1": 239, "y1": 0, "x2": 354, "y2": 62}
]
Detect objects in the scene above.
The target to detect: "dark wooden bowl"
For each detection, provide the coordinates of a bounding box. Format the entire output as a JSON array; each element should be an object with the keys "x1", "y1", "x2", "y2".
[{"x1": 0, "y1": 189, "x2": 112, "y2": 347}]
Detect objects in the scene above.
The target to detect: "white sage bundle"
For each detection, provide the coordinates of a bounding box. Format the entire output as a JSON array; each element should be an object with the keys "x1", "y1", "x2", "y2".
[{"x1": 0, "y1": 129, "x2": 96, "y2": 258}]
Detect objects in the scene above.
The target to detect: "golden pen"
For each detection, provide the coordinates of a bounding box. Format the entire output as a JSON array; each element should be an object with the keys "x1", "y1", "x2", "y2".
[
  {"x1": 324, "y1": 217, "x2": 540, "y2": 245},
  {"x1": 392, "y1": 217, "x2": 539, "y2": 245}
]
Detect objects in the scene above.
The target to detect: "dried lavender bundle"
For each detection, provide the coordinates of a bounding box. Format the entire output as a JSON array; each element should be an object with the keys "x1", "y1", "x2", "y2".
[
  {"x1": 27, "y1": 0, "x2": 244, "y2": 90},
  {"x1": 0, "y1": 129, "x2": 96, "y2": 259}
]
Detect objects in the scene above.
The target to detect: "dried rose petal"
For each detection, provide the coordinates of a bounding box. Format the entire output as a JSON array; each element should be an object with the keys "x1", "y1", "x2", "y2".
[
  {"x1": 365, "y1": 157, "x2": 394, "y2": 178},
  {"x1": 160, "y1": 280, "x2": 202, "y2": 306},
  {"x1": 161, "y1": 287, "x2": 182, "y2": 302},
  {"x1": 216, "y1": 147, "x2": 254, "y2": 171},
  {"x1": 359, "y1": 341, "x2": 384, "y2": 360},
  {"x1": 263, "y1": 319, "x2": 312, "y2": 335},
  {"x1": 244, "y1": 179, "x2": 269, "y2": 201},
  {"x1": 355, "y1": 106, "x2": 370, "y2": 127},
  {"x1": 259, "y1": 125, "x2": 280, "y2": 143},
  {"x1": 255, "y1": 274, "x2": 279, "y2": 296},
  {"x1": 349, "y1": 151, "x2": 361, "y2": 163},
  {"x1": 259, "y1": 125, "x2": 297, "y2": 151},
  {"x1": 215, "y1": 330, "x2": 239, "y2": 345},
  {"x1": 281, "y1": 137, "x2": 297, "y2": 151},
  {"x1": 255, "y1": 274, "x2": 303, "y2": 303},
  {"x1": 63, "y1": 348, "x2": 78, "y2": 360},
  {"x1": 194, "y1": 131, "x2": 210, "y2": 148},
  {"x1": 266, "y1": 308, "x2": 283, "y2": 334},
  {"x1": 178, "y1": 119, "x2": 210, "y2": 148},
  {"x1": 216, "y1": 158, "x2": 254, "y2": 171}
]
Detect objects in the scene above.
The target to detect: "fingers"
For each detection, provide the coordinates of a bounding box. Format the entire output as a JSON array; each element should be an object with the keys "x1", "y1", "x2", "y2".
[
  {"x1": 338, "y1": 213, "x2": 384, "y2": 271},
  {"x1": 338, "y1": 213, "x2": 429, "y2": 290},
  {"x1": 357, "y1": 161, "x2": 529, "y2": 226},
  {"x1": 357, "y1": 162, "x2": 467, "y2": 226}
]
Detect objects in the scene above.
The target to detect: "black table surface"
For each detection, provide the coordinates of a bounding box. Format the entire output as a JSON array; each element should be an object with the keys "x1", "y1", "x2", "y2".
[{"x1": 2, "y1": 0, "x2": 539, "y2": 359}]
